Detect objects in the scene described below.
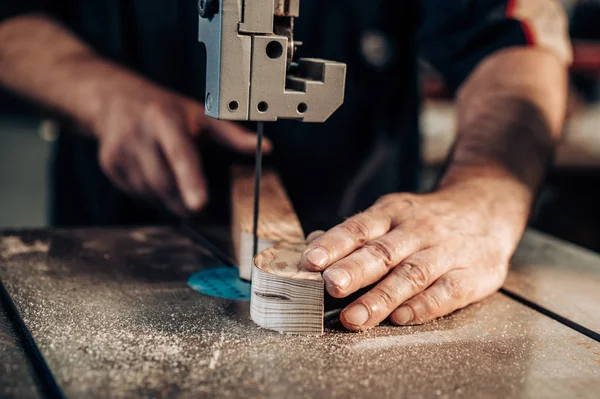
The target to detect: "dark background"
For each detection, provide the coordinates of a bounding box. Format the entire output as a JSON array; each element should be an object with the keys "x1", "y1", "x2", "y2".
[{"x1": 1, "y1": 0, "x2": 600, "y2": 253}]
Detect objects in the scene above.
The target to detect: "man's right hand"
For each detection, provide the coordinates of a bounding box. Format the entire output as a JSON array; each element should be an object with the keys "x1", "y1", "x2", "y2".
[
  {"x1": 0, "y1": 15, "x2": 271, "y2": 218},
  {"x1": 93, "y1": 83, "x2": 272, "y2": 217}
]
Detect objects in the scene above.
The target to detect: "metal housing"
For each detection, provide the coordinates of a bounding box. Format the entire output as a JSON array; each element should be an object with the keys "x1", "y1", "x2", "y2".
[{"x1": 198, "y1": 0, "x2": 347, "y2": 122}]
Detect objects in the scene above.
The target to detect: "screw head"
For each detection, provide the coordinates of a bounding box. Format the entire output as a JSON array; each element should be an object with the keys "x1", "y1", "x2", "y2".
[{"x1": 205, "y1": 93, "x2": 213, "y2": 112}]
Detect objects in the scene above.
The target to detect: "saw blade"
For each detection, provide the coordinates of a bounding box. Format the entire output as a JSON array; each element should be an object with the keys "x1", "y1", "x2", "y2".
[{"x1": 252, "y1": 122, "x2": 264, "y2": 259}]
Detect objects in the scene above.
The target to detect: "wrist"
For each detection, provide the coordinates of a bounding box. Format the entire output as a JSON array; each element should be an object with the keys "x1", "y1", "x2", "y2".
[
  {"x1": 435, "y1": 163, "x2": 533, "y2": 241},
  {"x1": 59, "y1": 56, "x2": 150, "y2": 139},
  {"x1": 49, "y1": 54, "x2": 119, "y2": 136}
]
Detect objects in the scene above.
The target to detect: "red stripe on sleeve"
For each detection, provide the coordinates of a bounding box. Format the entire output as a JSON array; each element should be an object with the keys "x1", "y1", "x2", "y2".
[
  {"x1": 506, "y1": 0, "x2": 517, "y2": 16},
  {"x1": 506, "y1": 0, "x2": 536, "y2": 46},
  {"x1": 520, "y1": 20, "x2": 536, "y2": 45}
]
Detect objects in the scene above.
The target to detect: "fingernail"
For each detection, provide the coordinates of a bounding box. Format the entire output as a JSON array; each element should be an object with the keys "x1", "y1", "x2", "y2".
[
  {"x1": 344, "y1": 304, "x2": 370, "y2": 326},
  {"x1": 185, "y1": 191, "x2": 207, "y2": 211},
  {"x1": 263, "y1": 139, "x2": 273, "y2": 153},
  {"x1": 304, "y1": 248, "x2": 329, "y2": 268},
  {"x1": 323, "y1": 268, "x2": 351, "y2": 291},
  {"x1": 393, "y1": 306, "x2": 413, "y2": 325}
]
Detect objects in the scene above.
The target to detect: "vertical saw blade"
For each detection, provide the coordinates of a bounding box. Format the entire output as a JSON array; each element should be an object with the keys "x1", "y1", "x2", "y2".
[{"x1": 252, "y1": 122, "x2": 264, "y2": 259}]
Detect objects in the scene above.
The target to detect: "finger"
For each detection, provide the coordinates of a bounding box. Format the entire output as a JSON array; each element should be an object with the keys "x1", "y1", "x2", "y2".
[
  {"x1": 390, "y1": 270, "x2": 475, "y2": 325},
  {"x1": 322, "y1": 228, "x2": 425, "y2": 298},
  {"x1": 127, "y1": 157, "x2": 153, "y2": 198},
  {"x1": 339, "y1": 249, "x2": 450, "y2": 331},
  {"x1": 301, "y1": 209, "x2": 394, "y2": 272},
  {"x1": 138, "y1": 143, "x2": 189, "y2": 217},
  {"x1": 115, "y1": 151, "x2": 152, "y2": 199},
  {"x1": 205, "y1": 118, "x2": 273, "y2": 154},
  {"x1": 306, "y1": 230, "x2": 325, "y2": 243},
  {"x1": 110, "y1": 165, "x2": 141, "y2": 199},
  {"x1": 99, "y1": 139, "x2": 141, "y2": 198},
  {"x1": 154, "y1": 115, "x2": 208, "y2": 212}
]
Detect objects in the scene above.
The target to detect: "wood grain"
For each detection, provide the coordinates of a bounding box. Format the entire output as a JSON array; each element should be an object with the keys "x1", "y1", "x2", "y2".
[
  {"x1": 231, "y1": 165, "x2": 305, "y2": 280},
  {"x1": 251, "y1": 242, "x2": 324, "y2": 335},
  {"x1": 231, "y1": 165, "x2": 324, "y2": 335}
]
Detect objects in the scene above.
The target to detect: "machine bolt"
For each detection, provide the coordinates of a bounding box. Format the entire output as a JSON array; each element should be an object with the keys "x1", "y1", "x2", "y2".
[{"x1": 206, "y1": 93, "x2": 213, "y2": 112}]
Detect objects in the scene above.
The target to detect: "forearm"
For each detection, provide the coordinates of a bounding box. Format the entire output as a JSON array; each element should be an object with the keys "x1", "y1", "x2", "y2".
[
  {"x1": 0, "y1": 14, "x2": 153, "y2": 133},
  {"x1": 438, "y1": 47, "x2": 568, "y2": 237}
]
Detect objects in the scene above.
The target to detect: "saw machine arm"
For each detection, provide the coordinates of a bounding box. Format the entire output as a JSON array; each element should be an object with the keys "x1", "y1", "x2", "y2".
[{"x1": 198, "y1": 0, "x2": 347, "y2": 122}]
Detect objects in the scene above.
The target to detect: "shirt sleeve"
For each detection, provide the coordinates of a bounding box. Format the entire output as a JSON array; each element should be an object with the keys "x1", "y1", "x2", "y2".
[
  {"x1": 0, "y1": 0, "x2": 47, "y2": 23},
  {"x1": 417, "y1": 0, "x2": 573, "y2": 93}
]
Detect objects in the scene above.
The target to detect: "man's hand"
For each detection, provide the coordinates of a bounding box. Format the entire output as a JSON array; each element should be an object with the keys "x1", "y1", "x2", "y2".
[
  {"x1": 0, "y1": 15, "x2": 272, "y2": 217},
  {"x1": 302, "y1": 46, "x2": 567, "y2": 332},
  {"x1": 302, "y1": 185, "x2": 518, "y2": 331},
  {"x1": 94, "y1": 83, "x2": 271, "y2": 217}
]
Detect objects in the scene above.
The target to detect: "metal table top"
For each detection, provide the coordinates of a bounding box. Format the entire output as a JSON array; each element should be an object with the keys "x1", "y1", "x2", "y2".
[
  {"x1": 0, "y1": 293, "x2": 41, "y2": 399},
  {"x1": 507, "y1": 230, "x2": 600, "y2": 334},
  {"x1": 0, "y1": 227, "x2": 599, "y2": 399}
]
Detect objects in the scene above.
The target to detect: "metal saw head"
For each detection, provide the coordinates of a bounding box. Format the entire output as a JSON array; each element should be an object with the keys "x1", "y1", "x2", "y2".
[{"x1": 198, "y1": 0, "x2": 347, "y2": 122}]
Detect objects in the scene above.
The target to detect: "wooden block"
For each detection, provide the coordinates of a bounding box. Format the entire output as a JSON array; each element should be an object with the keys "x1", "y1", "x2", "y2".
[
  {"x1": 231, "y1": 165, "x2": 325, "y2": 335},
  {"x1": 251, "y1": 242, "x2": 324, "y2": 335},
  {"x1": 231, "y1": 165, "x2": 305, "y2": 280}
]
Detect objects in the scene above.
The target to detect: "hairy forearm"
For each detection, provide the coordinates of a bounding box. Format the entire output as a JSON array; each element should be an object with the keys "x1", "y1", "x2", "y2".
[
  {"x1": 0, "y1": 15, "x2": 153, "y2": 133},
  {"x1": 438, "y1": 47, "x2": 568, "y2": 236}
]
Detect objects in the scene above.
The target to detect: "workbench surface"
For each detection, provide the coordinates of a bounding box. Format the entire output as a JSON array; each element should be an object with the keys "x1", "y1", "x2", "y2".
[
  {"x1": 1, "y1": 293, "x2": 40, "y2": 399},
  {"x1": 0, "y1": 227, "x2": 598, "y2": 399}
]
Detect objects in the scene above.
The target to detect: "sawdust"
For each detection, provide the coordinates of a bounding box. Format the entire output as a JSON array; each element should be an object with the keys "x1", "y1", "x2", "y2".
[
  {"x1": 0, "y1": 236, "x2": 49, "y2": 259},
  {"x1": 208, "y1": 332, "x2": 225, "y2": 370},
  {"x1": 2, "y1": 228, "x2": 599, "y2": 398},
  {"x1": 350, "y1": 325, "x2": 479, "y2": 350}
]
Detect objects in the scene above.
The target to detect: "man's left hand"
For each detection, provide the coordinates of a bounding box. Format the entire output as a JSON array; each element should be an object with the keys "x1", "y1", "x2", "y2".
[{"x1": 301, "y1": 188, "x2": 521, "y2": 331}]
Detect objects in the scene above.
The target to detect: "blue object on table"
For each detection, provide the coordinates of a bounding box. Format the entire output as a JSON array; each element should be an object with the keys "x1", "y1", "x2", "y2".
[{"x1": 188, "y1": 267, "x2": 251, "y2": 301}]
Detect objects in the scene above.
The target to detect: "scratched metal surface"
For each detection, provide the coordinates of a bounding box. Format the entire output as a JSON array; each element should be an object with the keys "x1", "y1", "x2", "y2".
[
  {"x1": 507, "y1": 229, "x2": 600, "y2": 333},
  {"x1": 0, "y1": 287, "x2": 42, "y2": 399},
  {"x1": 0, "y1": 227, "x2": 599, "y2": 399}
]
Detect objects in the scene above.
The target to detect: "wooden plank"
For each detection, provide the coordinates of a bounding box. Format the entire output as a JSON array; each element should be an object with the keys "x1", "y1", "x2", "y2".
[
  {"x1": 251, "y1": 242, "x2": 324, "y2": 335},
  {"x1": 230, "y1": 165, "x2": 305, "y2": 280},
  {"x1": 506, "y1": 229, "x2": 600, "y2": 334}
]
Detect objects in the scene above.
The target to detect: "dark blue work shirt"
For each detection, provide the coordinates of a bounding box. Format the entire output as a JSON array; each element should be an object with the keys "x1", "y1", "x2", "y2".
[{"x1": 0, "y1": 0, "x2": 569, "y2": 232}]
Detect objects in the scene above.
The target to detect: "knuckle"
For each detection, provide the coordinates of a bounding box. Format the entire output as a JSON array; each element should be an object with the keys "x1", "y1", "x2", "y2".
[
  {"x1": 126, "y1": 126, "x2": 144, "y2": 143},
  {"x1": 399, "y1": 261, "x2": 433, "y2": 290},
  {"x1": 340, "y1": 217, "x2": 371, "y2": 245},
  {"x1": 370, "y1": 287, "x2": 396, "y2": 309},
  {"x1": 146, "y1": 101, "x2": 170, "y2": 119},
  {"x1": 364, "y1": 239, "x2": 396, "y2": 267},
  {"x1": 442, "y1": 277, "x2": 469, "y2": 301},
  {"x1": 149, "y1": 174, "x2": 174, "y2": 196},
  {"x1": 374, "y1": 193, "x2": 418, "y2": 224},
  {"x1": 400, "y1": 194, "x2": 417, "y2": 208},
  {"x1": 382, "y1": 193, "x2": 417, "y2": 207},
  {"x1": 374, "y1": 194, "x2": 396, "y2": 207},
  {"x1": 345, "y1": 257, "x2": 366, "y2": 282},
  {"x1": 120, "y1": 117, "x2": 137, "y2": 135},
  {"x1": 418, "y1": 290, "x2": 445, "y2": 314}
]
